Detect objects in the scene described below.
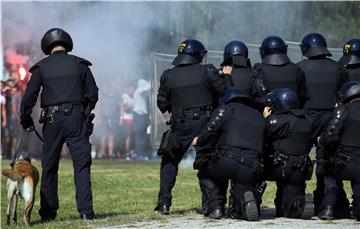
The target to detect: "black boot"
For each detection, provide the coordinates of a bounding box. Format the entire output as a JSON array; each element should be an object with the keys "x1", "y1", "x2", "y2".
[
  {"x1": 300, "y1": 193, "x2": 314, "y2": 219},
  {"x1": 154, "y1": 204, "x2": 170, "y2": 215},
  {"x1": 208, "y1": 208, "x2": 224, "y2": 220},
  {"x1": 244, "y1": 191, "x2": 259, "y2": 221},
  {"x1": 319, "y1": 205, "x2": 334, "y2": 220}
]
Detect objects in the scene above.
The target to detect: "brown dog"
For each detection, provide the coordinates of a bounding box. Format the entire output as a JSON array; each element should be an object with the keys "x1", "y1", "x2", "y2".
[{"x1": 2, "y1": 158, "x2": 39, "y2": 225}]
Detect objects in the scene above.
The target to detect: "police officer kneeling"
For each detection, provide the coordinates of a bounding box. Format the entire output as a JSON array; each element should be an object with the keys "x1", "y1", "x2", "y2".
[
  {"x1": 319, "y1": 81, "x2": 360, "y2": 221},
  {"x1": 263, "y1": 88, "x2": 314, "y2": 219},
  {"x1": 20, "y1": 28, "x2": 98, "y2": 221},
  {"x1": 192, "y1": 87, "x2": 265, "y2": 221}
]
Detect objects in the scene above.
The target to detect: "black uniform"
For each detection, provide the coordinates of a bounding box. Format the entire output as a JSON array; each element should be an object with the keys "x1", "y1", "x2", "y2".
[
  {"x1": 254, "y1": 62, "x2": 308, "y2": 108},
  {"x1": 264, "y1": 109, "x2": 314, "y2": 218},
  {"x1": 20, "y1": 50, "x2": 98, "y2": 220},
  {"x1": 320, "y1": 100, "x2": 360, "y2": 220},
  {"x1": 196, "y1": 101, "x2": 265, "y2": 219},
  {"x1": 346, "y1": 64, "x2": 360, "y2": 82},
  {"x1": 297, "y1": 57, "x2": 349, "y2": 216},
  {"x1": 156, "y1": 63, "x2": 225, "y2": 210}
]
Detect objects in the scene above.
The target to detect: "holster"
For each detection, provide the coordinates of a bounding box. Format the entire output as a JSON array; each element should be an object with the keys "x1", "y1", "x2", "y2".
[
  {"x1": 157, "y1": 128, "x2": 182, "y2": 159},
  {"x1": 273, "y1": 151, "x2": 313, "y2": 180}
]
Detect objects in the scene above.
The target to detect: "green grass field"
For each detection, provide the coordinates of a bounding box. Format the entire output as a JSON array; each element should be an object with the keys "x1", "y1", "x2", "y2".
[{"x1": 1, "y1": 159, "x2": 352, "y2": 228}]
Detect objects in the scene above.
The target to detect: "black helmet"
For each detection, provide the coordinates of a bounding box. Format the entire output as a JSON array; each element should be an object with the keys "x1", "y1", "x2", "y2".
[
  {"x1": 300, "y1": 33, "x2": 331, "y2": 58},
  {"x1": 41, "y1": 28, "x2": 73, "y2": 55},
  {"x1": 221, "y1": 87, "x2": 252, "y2": 105},
  {"x1": 339, "y1": 39, "x2": 360, "y2": 66},
  {"x1": 259, "y1": 36, "x2": 290, "y2": 65},
  {"x1": 272, "y1": 88, "x2": 299, "y2": 112},
  {"x1": 172, "y1": 39, "x2": 207, "y2": 65},
  {"x1": 338, "y1": 81, "x2": 360, "y2": 103},
  {"x1": 221, "y1": 40, "x2": 249, "y2": 67}
]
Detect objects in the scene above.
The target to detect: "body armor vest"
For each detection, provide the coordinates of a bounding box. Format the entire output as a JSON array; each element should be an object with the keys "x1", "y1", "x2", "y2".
[
  {"x1": 272, "y1": 111, "x2": 312, "y2": 155},
  {"x1": 35, "y1": 52, "x2": 85, "y2": 108},
  {"x1": 255, "y1": 63, "x2": 300, "y2": 95},
  {"x1": 347, "y1": 66, "x2": 360, "y2": 82},
  {"x1": 167, "y1": 64, "x2": 214, "y2": 109},
  {"x1": 218, "y1": 103, "x2": 265, "y2": 153},
  {"x1": 298, "y1": 58, "x2": 339, "y2": 109},
  {"x1": 340, "y1": 102, "x2": 360, "y2": 147},
  {"x1": 231, "y1": 66, "x2": 254, "y2": 94}
]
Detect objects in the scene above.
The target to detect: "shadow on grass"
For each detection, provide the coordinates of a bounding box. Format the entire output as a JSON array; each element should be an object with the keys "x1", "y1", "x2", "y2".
[
  {"x1": 29, "y1": 212, "x2": 130, "y2": 226},
  {"x1": 170, "y1": 207, "x2": 200, "y2": 215}
]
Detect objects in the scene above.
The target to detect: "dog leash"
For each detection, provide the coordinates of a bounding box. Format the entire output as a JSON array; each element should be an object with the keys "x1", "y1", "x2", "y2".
[
  {"x1": 10, "y1": 128, "x2": 44, "y2": 167},
  {"x1": 11, "y1": 131, "x2": 26, "y2": 167}
]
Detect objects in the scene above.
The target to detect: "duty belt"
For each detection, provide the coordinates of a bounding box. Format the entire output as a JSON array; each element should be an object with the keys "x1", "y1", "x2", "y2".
[
  {"x1": 272, "y1": 151, "x2": 311, "y2": 177},
  {"x1": 46, "y1": 104, "x2": 85, "y2": 114},
  {"x1": 217, "y1": 149, "x2": 262, "y2": 173},
  {"x1": 172, "y1": 105, "x2": 212, "y2": 121}
]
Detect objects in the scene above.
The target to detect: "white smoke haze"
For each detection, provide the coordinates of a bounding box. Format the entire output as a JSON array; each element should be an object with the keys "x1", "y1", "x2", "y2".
[
  {"x1": 2, "y1": 1, "x2": 349, "y2": 83},
  {"x1": 1, "y1": 1, "x2": 352, "y2": 159}
]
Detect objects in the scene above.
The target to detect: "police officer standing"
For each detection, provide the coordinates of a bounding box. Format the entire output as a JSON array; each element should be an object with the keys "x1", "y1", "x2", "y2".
[
  {"x1": 297, "y1": 32, "x2": 349, "y2": 219},
  {"x1": 220, "y1": 41, "x2": 254, "y2": 93},
  {"x1": 319, "y1": 81, "x2": 360, "y2": 221},
  {"x1": 155, "y1": 39, "x2": 228, "y2": 214},
  {"x1": 339, "y1": 39, "x2": 360, "y2": 82},
  {"x1": 192, "y1": 87, "x2": 265, "y2": 221},
  {"x1": 254, "y1": 36, "x2": 308, "y2": 107},
  {"x1": 263, "y1": 88, "x2": 314, "y2": 219},
  {"x1": 20, "y1": 28, "x2": 98, "y2": 221}
]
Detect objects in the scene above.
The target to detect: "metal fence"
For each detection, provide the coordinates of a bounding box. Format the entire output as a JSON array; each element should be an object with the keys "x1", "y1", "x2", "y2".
[{"x1": 150, "y1": 42, "x2": 343, "y2": 147}]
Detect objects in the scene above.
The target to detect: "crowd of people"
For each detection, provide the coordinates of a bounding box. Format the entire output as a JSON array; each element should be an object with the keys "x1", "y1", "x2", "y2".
[
  {"x1": 90, "y1": 78, "x2": 153, "y2": 160},
  {"x1": 1, "y1": 50, "x2": 153, "y2": 161}
]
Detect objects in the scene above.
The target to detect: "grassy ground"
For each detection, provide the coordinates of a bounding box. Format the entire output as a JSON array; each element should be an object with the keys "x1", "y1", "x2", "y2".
[{"x1": 1, "y1": 159, "x2": 352, "y2": 228}]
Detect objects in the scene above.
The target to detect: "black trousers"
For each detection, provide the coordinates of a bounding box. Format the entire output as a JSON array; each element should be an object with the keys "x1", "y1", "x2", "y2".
[
  {"x1": 39, "y1": 112, "x2": 93, "y2": 219},
  {"x1": 133, "y1": 112, "x2": 150, "y2": 156},
  {"x1": 205, "y1": 149, "x2": 259, "y2": 216},
  {"x1": 271, "y1": 165, "x2": 308, "y2": 218},
  {"x1": 307, "y1": 109, "x2": 349, "y2": 214},
  {"x1": 156, "y1": 114, "x2": 209, "y2": 208},
  {"x1": 335, "y1": 152, "x2": 360, "y2": 219}
]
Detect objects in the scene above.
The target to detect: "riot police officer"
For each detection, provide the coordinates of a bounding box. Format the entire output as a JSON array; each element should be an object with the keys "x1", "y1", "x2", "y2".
[
  {"x1": 220, "y1": 41, "x2": 254, "y2": 93},
  {"x1": 20, "y1": 28, "x2": 98, "y2": 221},
  {"x1": 319, "y1": 81, "x2": 360, "y2": 221},
  {"x1": 339, "y1": 39, "x2": 360, "y2": 82},
  {"x1": 254, "y1": 36, "x2": 308, "y2": 107},
  {"x1": 263, "y1": 88, "x2": 314, "y2": 219},
  {"x1": 192, "y1": 87, "x2": 265, "y2": 221},
  {"x1": 297, "y1": 32, "x2": 349, "y2": 219},
  {"x1": 155, "y1": 39, "x2": 228, "y2": 215}
]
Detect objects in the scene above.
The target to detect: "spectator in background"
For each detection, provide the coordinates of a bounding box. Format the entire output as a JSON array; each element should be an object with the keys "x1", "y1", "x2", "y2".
[
  {"x1": 132, "y1": 79, "x2": 151, "y2": 160},
  {"x1": 120, "y1": 85, "x2": 135, "y2": 160},
  {"x1": 100, "y1": 82, "x2": 121, "y2": 159},
  {"x1": 1, "y1": 81, "x2": 8, "y2": 158}
]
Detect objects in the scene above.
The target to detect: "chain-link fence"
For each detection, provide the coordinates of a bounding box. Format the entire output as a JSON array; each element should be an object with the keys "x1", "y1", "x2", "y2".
[{"x1": 150, "y1": 43, "x2": 343, "y2": 147}]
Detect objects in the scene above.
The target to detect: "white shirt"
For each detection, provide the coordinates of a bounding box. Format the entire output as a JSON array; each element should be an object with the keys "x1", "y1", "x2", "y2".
[{"x1": 133, "y1": 79, "x2": 151, "y2": 115}]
